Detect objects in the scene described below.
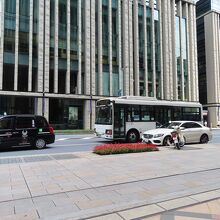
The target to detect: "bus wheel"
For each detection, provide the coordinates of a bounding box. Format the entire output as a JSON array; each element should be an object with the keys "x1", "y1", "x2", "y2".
[{"x1": 127, "y1": 130, "x2": 139, "y2": 143}]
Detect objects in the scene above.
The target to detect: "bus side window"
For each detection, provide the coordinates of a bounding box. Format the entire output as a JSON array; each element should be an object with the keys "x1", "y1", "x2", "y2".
[{"x1": 132, "y1": 106, "x2": 140, "y2": 121}]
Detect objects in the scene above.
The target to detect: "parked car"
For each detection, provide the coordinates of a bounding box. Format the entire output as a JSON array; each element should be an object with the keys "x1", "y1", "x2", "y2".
[
  {"x1": 142, "y1": 121, "x2": 212, "y2": 146},
  {"x1": 0, "y1": 115, "x2": 55, "y2": 149}
]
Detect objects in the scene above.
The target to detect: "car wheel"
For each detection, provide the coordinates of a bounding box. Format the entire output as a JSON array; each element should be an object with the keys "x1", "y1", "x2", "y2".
[
  {"x1": 34, "y1": 138, "x2": 46, "y2": 149},
  {"x1": 127, "y1": 130, "x2": 139, "y2": 143},
  {"x1": 200, "y1": 134, "x2": 209, "y2": 144},
  {"x1": 163, "y1": 136, "x2": 172, "y2": 146}
]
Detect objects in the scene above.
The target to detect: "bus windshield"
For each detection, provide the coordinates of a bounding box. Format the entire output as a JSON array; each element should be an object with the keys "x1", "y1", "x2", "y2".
[{"x1": 95, "y1": 105, "x2": 112, "y2": 125}]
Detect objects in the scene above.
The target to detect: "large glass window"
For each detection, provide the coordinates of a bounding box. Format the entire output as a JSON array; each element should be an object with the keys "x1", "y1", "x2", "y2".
[
  {"x1": 70, "y1": 0, "x2": 78, "y2": 94},
  {"x1": 102, "y1": 0, "x2": 110, "y2": 97},
  {"x1": 58, "y1": 0, "x2": 67, "y2": 94},
  {"x1": 138, "y1": 4, "x2": 145, "y2": 96},
  {"x1": 175, "y1": 16, "x2": 181, "y2": 100},
  {"x1": 18, "y1": 0, "x2": 30, "y2": 92},
  {"x1": 154, "y1": 10, "x2": 161, "y2": 99},
  {"x1": 4, "y1": 0, "x2": 16, "y2": 53},
  {"x1": 146, "y1": 7, "x2": 153, "y2": 97},
  {"x1": 50, "y1": 0, "x2": 55, "y2": 93},
  {"x1": 181, "y1": 18, "x2": 188, "y2": 101},
  {"x1": 70, "y1": 0, "x2": 78, "y2": 53}
]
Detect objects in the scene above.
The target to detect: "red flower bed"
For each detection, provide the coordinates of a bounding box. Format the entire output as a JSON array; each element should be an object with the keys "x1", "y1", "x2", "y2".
[{"x1": 93, "y1": 143, "x2": 159, "y2": 155}]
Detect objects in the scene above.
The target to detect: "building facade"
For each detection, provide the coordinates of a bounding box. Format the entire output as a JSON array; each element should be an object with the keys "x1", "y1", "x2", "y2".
[
  {"x1": 0, "y1": 0, "x2": 198, "y2": 129},
  {"x1": 196, "y1": 0, "x2": 220, "y2": 127}
]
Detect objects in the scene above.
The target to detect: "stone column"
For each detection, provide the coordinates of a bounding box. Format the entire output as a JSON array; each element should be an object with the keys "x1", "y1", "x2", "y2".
[
  {"x1": 91, "y1": 0, "x2": 96, "y2": 95},
  {"x1": 28, "y1": 0, "x2": 33, "y2": 92},
  {"x1": 66, "y1": 0, "x2": 70, "y2": 94},
  {"x1": 77, "y1": 0, "x2": 82, "y2": 94},
  {"x1": 0, "y1": 0, "x2": 5, "y2": 90},
  {"x1": 143, "y1": 0, "x2": 148, "y2": 97},
  {"x1": 108, "y1": 0, "x2": 112, "y2": 96},
  {"x1": 193, "y1": 5, "x2": 199, "y2": 101},
  {"x1": 118, "y1": 0, "x2": 122, "y2": 96},
  {"x1": 133, "y1": 0, "x2": 139, "y2": 96},
  {"x1": 188, "y1": 4, "x2": 195, "y2": 101},
  {"x1": 128, "y1": 0, "x2": 134, "y2": 96},
  {"x1": 161, "y1": 1, "x2": 170, "y2": 99},
  {"x1": 14, "y1": 0, "x2": 20, "y2": 91},
  {"x1": 45, "y1": 0, "x2": 50, "y2": 94},
  {"x1": 98, "y1": 0, "x2": 103, "y2": 95},
  {"x1": 84, "y1": 0, "x2": 91, "y2": 95},
  {"x1": 35, "y1": 97, "x2": 49, "y2": 120},
  {"x1": 158, "y1": 0, "x2": 164, "y2": 99},
  {"x1": 54, "y1": 0, "x2": 59, "y2": 93}
]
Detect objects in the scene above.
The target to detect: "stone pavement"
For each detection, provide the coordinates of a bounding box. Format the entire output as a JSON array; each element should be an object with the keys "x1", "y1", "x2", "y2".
[{"x1": 0, "y1": 143, "x2": 220, "y2": 220}]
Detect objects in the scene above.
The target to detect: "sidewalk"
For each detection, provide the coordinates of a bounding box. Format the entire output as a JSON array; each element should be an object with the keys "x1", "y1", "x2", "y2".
[{"x1": 0, "y1": 143, "x2": 220, "y2": 220}]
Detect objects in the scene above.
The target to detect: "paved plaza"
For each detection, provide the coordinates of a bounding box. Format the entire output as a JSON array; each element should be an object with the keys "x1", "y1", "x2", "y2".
[{"x1": 0, "y1": 143, "x2": 220, "y2": 219}]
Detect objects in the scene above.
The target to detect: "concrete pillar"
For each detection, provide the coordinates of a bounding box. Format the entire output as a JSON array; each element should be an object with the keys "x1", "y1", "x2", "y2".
[
  {"x1": 91, "y1": 0, "x2": 96, "y2": 95},
  {"x1": 117, "y1": 0, "x2": 122, "y2": 96},
  {"x1": 66, "y1": 0, "x2": 70, "y2": 94},
  {"x1": 83, "y1": 99, "x2": 95, "y2": 130},
  {"x1": 77, "y1": 0, "x2": 82, "y2": 94},
  {"x1": 35, "y1": 97, "x2": 49, "y2": 120},
  {"x1": 108, "y1": 0, "x2": 112, "y2": 96},
  {"x1": 0, "y1": 0, "x2": 5, "y2": 90},
  {"x1": 161, "y1": 1, "x2": 169, "y2": 99},
  {"x1": 54, "y1": 0, "x2": 59, "y2": 93},
  {"x1": 143, "y1": 0, "x2": 148, "y2": 97},
  {"x1": 188, "y1": 4, "x2": 196, "y2": 101},
  {"x1": 84, "y1": 0, "x2": 91, "y2": 95},
  {"x1": 158, "y1": 0, "x2": 164, "y2": 99},
  {"x1": 98, "y1": 0, "x2": 103, "y2": 95},
  {"x1": 128, "y1": 0, "x2": 134, "y2": 95},
  {"x1": 28, "y1": 0, "x2": 33, "y2": 92},
  {"x1": 133, "y1": 0, "x2": 139, "y2": 96},
  {"x1": 14, "y1": 0, "x2": 20, "y2": 91}
]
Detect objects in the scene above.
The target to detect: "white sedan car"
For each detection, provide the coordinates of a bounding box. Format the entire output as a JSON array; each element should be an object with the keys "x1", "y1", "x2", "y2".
[{"x1": 142, "y1": 121, "x2": 212, "y2": 146}]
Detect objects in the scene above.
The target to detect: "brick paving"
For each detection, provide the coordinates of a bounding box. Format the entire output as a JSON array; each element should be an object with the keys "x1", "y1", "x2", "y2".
[{"x1": 0, "y1": 144, "x2": 220, "y2": 219}]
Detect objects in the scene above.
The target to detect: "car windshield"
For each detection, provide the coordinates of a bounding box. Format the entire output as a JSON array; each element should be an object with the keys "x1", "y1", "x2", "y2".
[{"x1": 161, "y1": 122, "x2": 182, "y2": 129}]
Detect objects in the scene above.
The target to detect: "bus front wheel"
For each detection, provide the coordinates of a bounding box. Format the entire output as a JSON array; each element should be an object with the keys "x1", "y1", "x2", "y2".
[{"x1": 127, "y1": 130, "x2": 139, "y2": 143}]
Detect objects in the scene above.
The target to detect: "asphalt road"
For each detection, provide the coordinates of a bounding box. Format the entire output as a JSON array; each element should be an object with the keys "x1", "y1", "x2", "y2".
[{"x1": 0, "y1": 129, "x2": 220, "y2": 158}]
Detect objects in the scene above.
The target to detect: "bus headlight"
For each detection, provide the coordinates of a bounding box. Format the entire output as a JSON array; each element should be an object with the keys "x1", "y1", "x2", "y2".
[{"x1": 105, "y1": 129, "x2": 112, "y2": 135}]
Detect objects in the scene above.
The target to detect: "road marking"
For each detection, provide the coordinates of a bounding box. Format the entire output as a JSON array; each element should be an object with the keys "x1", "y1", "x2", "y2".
[
  {"x1": 56, "y1": 138, "x2": 70, "y2": 141},
  {"x1": 56, "y1": 136, "x2": 96, "y2": 142}
]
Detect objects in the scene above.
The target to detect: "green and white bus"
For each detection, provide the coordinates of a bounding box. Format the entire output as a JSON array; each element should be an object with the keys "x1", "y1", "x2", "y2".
[{"x1": 94, "y1": 96, "x2": 203, "y2": 142}]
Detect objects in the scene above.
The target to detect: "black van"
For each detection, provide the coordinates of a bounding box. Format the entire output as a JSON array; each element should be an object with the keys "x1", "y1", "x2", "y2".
[{"x1": 0, "y1": 115, "x2": 55, "y2": 149}]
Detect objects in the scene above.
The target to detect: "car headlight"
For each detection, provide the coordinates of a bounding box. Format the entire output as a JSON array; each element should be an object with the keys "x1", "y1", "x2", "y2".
[{"x1": 154, "y1": 134, "x2": 164, "y2": 138}]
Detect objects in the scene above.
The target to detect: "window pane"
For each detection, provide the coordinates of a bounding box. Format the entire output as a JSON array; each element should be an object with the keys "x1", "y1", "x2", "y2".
[
  {"x1": 16, "y1": 117, "x2": 33, "y2": 129},
  {"x1": 0, "y1": 117, "x2": 13, "y2": 129}
]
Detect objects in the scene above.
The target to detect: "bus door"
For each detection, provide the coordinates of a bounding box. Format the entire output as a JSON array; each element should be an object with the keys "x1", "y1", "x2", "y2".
[{"x1": 113, "y1": 105, "x2": 125, "y2": 139}]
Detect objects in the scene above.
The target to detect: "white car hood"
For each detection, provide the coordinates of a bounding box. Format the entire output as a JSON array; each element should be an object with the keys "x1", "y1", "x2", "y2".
[{"x1": 143, "y1": 128, "x2": 172, "y2": 135}]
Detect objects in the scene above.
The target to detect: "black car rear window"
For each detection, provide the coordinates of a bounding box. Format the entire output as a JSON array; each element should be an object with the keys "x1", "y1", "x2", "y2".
[
  {"x1": 16, "y1": 117, "x2": 35, "y2": 129},
  {"x1": 35, "y1": 116, "x2": 48, "y2": 128}
]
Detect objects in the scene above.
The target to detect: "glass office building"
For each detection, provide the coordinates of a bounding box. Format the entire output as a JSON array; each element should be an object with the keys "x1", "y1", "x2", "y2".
[
  {"x1": 196, "y1": 0, "x2": 220, "y2": 127},
  {"x1": 0, "y1": 0, "x2": 198, "y2": 129}
]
